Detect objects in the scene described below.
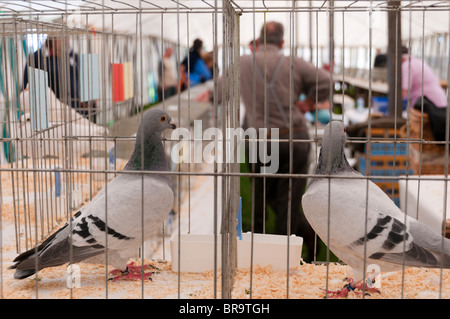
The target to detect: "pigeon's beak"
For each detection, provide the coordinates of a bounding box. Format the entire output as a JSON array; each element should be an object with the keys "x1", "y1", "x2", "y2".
[{"x1": 169, "y1": 118, "x2": 176, "y2": 130}]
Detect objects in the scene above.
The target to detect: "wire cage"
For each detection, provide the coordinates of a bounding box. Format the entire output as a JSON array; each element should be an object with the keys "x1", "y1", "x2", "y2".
[{"x1": 0, "y1": 0, "x2": 449, "y2": 300}]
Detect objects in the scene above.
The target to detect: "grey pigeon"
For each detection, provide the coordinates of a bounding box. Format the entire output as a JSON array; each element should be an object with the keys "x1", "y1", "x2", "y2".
[
  {"x1": 10, "y1": 108, "x2": 176, "y2": 280},
  {"x1": 302, "y1": 121, "x2": 450, "y2": 297}
]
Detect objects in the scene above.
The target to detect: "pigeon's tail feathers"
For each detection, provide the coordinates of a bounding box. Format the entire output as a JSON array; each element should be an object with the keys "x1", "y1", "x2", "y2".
[
  {"x1": 407, "y1": 219, "x2": 450, "y2": 268},
  {"x1": 368, "y1": 228, "x2": 450, "y2": 270},
  {"x1": 430, "y1": 246, "x2": 450, "y2": 269},
  {"x1": 13, "y1": 269, "x2": 37, "y2": 280},
  {"x1": 417, "y1": 239, "x2": 450, "y2": 269},
  {"x1": 405, "y1": 241, "x2": 450, "y2": 269},
  {"x1": 370, "y1": 242, "x2": 450, "y2": 269},
  {"x1": 9, "y1": 223, "x2": 104, "y2": 279}
]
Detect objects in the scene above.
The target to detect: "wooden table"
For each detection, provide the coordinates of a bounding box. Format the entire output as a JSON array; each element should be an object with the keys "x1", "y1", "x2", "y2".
[{"x1": 334, "y1": 74, "x2": 388, "y2": 95}]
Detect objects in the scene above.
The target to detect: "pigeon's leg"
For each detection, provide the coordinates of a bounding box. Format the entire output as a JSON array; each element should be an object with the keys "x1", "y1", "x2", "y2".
[
  {"x1": 324, "y1": 278, "x2": 380, "y2": 298},
  {"x1": 352, "y1": 279, "x2": 380, "y2": 295},
  {"x1": 324, "y1": 281, "x2": 355, "y2": 298},
  {"x1": 108, "y1": 262, "x2": 153, "y2": 281},
  {"x1": 125, "y1": 261, "x2": 159, "y2": 273},
  {"x1": 108, "y1": 268, "x2": 153, "y2": 281}
]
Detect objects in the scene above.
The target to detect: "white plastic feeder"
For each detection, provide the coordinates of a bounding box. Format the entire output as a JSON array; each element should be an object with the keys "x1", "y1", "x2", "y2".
[
  {"x1": 237, "y1": 232, "x2": 303, "y2": 271},
  {"x1": 170, "y1": 232, "x2": 303, "y2": 273}
]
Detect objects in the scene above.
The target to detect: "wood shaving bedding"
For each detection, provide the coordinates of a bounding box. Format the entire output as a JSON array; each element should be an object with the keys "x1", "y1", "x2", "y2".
[
  {"x1": 2, "y1": 162, "x2": 449, "y2": 299},
  {"x1": 1, "y1": 254, "x2": 449, "y2": 299}
]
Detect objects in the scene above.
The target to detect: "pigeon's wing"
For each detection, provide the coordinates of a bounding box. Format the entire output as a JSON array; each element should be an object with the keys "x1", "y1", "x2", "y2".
[
  {"x1": 347, "y1": 180, "x2": 450, "y2": 268},
  {"x1": 9, "y1": 214, "x2": 105, "y2": 279},
  {"x1": 304, "y1": 176, "x2": 450, "y2": 269},
  {"x1": 303, "y1": 174, "x2": 395, "y2": 249},
  {"x1": 8, "y1": 175, "x2": 129, "y2": 278},
  {"x1": 10, "y1": 173, "x2": 173, "y2": 279},
  {"x1": 77, "y1": 173, "x2": 174, "y2": 251},
  {"x1": 362, "y1": 215, "x2": 450, "y2": 268}
]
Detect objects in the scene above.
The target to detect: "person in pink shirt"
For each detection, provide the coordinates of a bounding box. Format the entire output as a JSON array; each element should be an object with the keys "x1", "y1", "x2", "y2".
[
  {"x1": 402, "y1": 46, "x2": 448, "y2": 140},
  {"x1": 402, "y1": 47, "x2": 447, "y2": 108}
]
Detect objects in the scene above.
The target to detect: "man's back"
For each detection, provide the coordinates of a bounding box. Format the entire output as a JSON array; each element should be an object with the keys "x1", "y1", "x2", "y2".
[{"x1": 240, "y1": 43, "x2": 330, "y2": 130}]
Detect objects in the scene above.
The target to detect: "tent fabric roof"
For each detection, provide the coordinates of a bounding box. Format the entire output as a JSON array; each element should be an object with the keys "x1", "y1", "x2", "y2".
[{"x1": 0, "y1": 1, "x2": 448, "y2": 49}]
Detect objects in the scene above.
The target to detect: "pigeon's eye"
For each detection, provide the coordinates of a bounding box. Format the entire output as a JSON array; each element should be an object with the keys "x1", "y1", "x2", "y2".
[{"x1": 160, "y1": 115, "x2": 167, "y2": 122}]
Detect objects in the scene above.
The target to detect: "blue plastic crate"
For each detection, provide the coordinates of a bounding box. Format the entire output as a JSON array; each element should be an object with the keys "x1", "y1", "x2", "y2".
[
  {"x1": 367, "y1": 143, "x2": 407, "y2": 155},
  {"x1": 358, "y1": 157, "x2": 409, "y2": 208},
  {"x1": 359, "y1": 157, "x2": 413, "y2": 177}
]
